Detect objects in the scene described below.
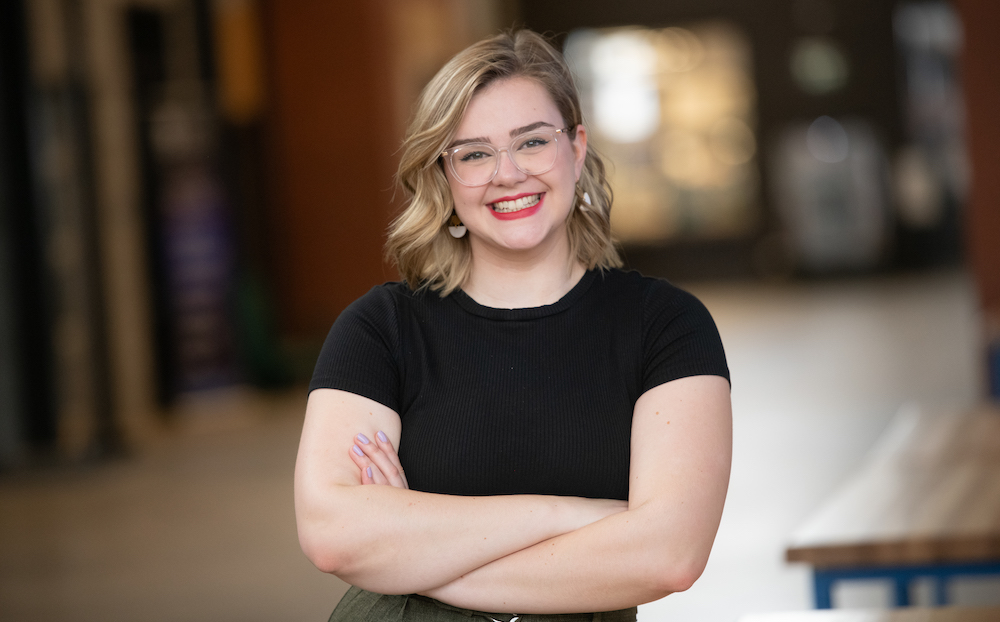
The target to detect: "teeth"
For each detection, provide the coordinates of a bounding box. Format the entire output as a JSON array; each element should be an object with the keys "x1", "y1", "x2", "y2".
[{"x1": 492, "y1": 194, "x2": 540, "y2": 213}]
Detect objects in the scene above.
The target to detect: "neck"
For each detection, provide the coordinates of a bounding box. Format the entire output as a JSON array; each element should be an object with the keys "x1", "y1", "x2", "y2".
[{"x1": 462, "y1": 242, "x2": 586, "y2": 309}]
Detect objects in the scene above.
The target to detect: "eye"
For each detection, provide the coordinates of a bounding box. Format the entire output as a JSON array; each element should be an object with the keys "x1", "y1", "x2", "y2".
[
  {"x1": 458, "y1": 149, "x2": 493, "y2": 163},
  {"x1": 516, "y1": 134, "x2": 551, "y2": 151}
]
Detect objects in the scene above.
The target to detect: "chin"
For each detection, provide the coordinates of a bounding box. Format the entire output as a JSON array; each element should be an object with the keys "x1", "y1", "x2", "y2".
[{"x1": 494, "y1": 226, "x2": 565, "y2": 253}]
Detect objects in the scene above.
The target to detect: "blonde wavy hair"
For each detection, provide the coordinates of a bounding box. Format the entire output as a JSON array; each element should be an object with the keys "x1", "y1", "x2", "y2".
[{"x1": 386, "y1": 29, "x2": 622, "y2": 294}]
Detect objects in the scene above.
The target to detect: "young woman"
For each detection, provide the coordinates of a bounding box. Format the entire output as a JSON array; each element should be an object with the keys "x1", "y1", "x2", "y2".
[{"x1": 295, "y1": 29, "x2": 732, "y2": 622}]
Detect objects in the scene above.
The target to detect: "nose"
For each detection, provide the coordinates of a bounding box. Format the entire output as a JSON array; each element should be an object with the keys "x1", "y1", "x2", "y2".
[{"x1": 492, "y1": 148, "x2": 528, "y2": 185}]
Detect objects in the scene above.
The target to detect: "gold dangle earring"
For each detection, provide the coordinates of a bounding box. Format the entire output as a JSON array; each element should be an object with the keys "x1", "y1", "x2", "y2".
[{"x1": 448, "y1": 212, "x2": 467, "y2": 238}]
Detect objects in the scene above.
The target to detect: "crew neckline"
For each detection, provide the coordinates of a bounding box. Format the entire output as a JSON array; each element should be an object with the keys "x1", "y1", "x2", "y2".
[{"x1": 451, "y1": 269, "x2": 598, "y2": 320}]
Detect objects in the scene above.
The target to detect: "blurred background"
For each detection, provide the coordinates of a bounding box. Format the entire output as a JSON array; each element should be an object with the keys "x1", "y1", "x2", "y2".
[{"x1": 0, "y1": 0, "x2": 998, "y2": 621}]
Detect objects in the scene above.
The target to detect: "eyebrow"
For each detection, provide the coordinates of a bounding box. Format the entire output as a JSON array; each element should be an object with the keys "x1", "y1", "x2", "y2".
[
  {"x1": 510, "y1": 121, "x2": 555, "y2": 137},
  {"x1": 445, "y1": 121, "x2": 556, "y2": 150}
]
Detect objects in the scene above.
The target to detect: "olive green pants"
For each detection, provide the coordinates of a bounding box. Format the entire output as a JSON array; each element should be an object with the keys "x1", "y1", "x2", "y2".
[{"x1": 329, "y1": 586, "x2": 637, "y2": 622}]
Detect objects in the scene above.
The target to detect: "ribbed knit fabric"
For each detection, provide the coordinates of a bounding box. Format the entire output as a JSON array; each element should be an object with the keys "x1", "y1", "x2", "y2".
[{"x1": 309, "y1": 269, "x2": 729, "y2": 501}]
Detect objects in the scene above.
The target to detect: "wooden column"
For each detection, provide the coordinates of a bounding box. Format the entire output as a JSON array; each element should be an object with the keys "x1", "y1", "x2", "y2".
[
  {"x1": 953, "y1": 0, "x2": 1000, "y2": 396},
  {"x1": 263, "y1": 1, "x2": 398, "y2": 337}
]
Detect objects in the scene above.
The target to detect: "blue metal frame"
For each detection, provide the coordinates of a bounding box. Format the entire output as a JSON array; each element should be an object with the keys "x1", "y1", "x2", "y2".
[{"x1": 813, "y1": 560, "x2": 1000, "y2": 608}]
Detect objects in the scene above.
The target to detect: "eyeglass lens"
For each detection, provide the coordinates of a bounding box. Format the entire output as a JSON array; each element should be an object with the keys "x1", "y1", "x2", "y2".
[{"x1": 449, "y1": 131, "x2": 559, "y2": 186}]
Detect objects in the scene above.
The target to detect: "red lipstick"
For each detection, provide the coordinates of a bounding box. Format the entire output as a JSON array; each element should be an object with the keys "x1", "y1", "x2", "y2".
[{"x1": 489, "y1": 193, "x2": 544, "y2": 221}]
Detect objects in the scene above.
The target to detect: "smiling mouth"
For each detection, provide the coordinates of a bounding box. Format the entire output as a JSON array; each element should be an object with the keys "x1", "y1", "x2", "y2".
[{"x1": 491, "y1": 194, "x2": 542, "y2": 213}]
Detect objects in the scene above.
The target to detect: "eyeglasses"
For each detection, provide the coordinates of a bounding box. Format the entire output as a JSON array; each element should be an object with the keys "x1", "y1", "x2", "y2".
[{"x1": 441, "y1": 128, "x2": 569, "y2": 187}]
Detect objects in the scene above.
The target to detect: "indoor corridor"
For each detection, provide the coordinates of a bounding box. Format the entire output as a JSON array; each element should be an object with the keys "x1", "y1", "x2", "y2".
[{"x1": 0, "y1": 268, "x2": 987, "y2": 622}]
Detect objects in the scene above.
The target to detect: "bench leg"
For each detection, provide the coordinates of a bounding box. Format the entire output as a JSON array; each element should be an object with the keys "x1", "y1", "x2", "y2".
[
  {"x1": 814, "y1": 571, "x2": 834, "y2": 609},
  {"x1": 892, "y1": 576, "x2": 910, "y2": 607},
  {"x1": 807, "y1": 561, "x2": 1000, "y2": 609}
]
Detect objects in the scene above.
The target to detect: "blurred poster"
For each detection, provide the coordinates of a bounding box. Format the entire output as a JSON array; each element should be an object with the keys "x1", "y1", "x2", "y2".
[
  {"x1": 129, "y1": 4, "x2": 241, "y2": 402},
  {"x1": 769, "y1": 116, "x2": 891, "y2": 273},
  {"x1": 149, "y1": 93, "x2": 240, "y2": 396},
  {"x1": 892, "y1": 1, "x2": 966, "y2": 266}
]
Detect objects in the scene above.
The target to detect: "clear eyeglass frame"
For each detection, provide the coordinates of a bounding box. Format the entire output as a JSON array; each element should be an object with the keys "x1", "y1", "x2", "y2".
[{"x1": 440, "y1": 127, "x2": 569, "y2": 187}]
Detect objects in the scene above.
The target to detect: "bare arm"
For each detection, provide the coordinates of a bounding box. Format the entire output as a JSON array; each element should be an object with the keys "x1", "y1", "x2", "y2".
[
  {"x1": 294, "y1": 388, "x2": 626, "y2": 595},
  {"x1": 420, "y1": 375, "x2": 732, "y2": 613}
]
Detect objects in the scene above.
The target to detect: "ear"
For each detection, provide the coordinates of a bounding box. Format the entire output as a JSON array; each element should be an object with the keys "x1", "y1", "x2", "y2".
[{"x1": 571, "y1": 124, "x2": 588, "y2": 181}]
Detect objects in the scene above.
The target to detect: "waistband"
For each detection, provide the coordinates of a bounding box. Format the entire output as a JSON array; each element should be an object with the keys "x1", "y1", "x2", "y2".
[{"x1": 410, "y1": 594, "x2": 637, "y2": 622}]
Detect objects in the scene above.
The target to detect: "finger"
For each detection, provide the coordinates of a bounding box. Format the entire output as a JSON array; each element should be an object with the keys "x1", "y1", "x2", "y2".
[
  {"x1": 355, "y1": 433, "x2": 407, "y2": 488},
  {"x1": 348, "y1": 444, "x2": 370, "y2": 484},
  {"x1": 365, "y1": 462, "x2": 391, "y2": 485},
  {"x1": 349, "y1": 445, "x2": 390, "y2": 485},
  {"x1": 355, "y1": 433, "x2": 404, "y2": 487},
  {"x1": 375, "y1": 430, "x2": 408, "y2": 488}
]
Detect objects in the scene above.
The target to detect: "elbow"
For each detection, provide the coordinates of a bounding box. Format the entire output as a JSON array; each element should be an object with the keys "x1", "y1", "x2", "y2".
[
  {"x1": 298, "y1": 524, "x2": 346, "y2": 575},
  {"x1": 646, "y1": 554, "x2": 709, "y2": 596},
  {"x1": 302, "y1": 544, "x2": 341, "y2": 575},
  {"x1": 665, "y1": 560, "x2": 706, "y2": 594},
  {"x1": 296, "y1": 503, "x2": 357, "y2": 576},
  {"x1": 295, "y1": 483, "x2": 363, "y2": 576}
]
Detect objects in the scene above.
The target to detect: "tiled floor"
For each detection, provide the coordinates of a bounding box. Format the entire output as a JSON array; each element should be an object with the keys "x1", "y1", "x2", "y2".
[{"x1": 0, "y1": 270, "x2": 988, "y2": 621}]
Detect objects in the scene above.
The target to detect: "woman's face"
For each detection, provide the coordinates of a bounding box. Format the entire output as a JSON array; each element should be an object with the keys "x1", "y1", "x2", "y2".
[{"x1": 445, "y1": 76, "x2": 587, "y2": 263}]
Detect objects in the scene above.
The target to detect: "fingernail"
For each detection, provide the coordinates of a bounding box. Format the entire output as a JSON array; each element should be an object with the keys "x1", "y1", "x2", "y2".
[
  {"x1": 366, "y1": 467, "x2": 373, "y2": 479},
  {"x1": 357, "y1": 433, "x2": 370, "y2": 444},
  {"x1": 377, "y1": 431, "x2": 388, "y2": 443},
  {"x1": 352, "y1": 445, "x2": 364, "y2": 456}
]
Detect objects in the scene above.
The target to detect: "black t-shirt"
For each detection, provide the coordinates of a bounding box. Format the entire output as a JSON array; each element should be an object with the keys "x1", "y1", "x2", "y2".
[{"x1": 309, "y1": 269, "x2": 729, "y2": 500}]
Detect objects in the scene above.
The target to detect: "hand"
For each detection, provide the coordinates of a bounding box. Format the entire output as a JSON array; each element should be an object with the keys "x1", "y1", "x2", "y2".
[{"x1": 349, "y1": 430, "x2": 409, "y2": 489}]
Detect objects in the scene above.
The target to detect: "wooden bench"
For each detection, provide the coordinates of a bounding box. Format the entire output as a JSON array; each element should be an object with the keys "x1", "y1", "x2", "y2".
[
  {"x1": 737, "y1": 606, "x2": 1000, "y2": 622},
  {"x1": 785, "y1": 403, "x2": 1000, "y2": 608}
]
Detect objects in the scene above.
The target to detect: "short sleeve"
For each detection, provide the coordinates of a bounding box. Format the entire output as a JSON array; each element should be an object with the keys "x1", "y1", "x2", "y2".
[
  {"x1": 641, "y1": 282, "x2": 730, "y2": 393},
  {"x1": 308, "y1": 285, "x2": 402, "y2": 412}
]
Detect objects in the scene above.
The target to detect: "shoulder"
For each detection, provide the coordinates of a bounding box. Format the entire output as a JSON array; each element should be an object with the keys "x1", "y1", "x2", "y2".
[
  {"x1": 310, "y1": 282, "x2": 419, "y2": 401},
  {"x1": 342, "y1": 281, "x2": 412, "y2": 315},
  {"x1": 321, "y1": 282, "x2": 418, "y2": 356},
  {"x1": 336, "y1": 280, "x2": 437, "y2": 327},
  {"x1": 595, "y1": 270, "x2": 730, "y2": 386},
  {"x1": 592, "y1": 268, "x2": 708, "y2": 319}
]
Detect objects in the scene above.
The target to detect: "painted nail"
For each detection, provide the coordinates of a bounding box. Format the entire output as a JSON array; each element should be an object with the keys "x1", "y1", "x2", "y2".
[
  {"x1": 377, "y1": 431, "x2": 388, "y2": 443},
  {"x1": 352, "y1": 445, "x2": 364, "y2": 456},
  {"x1": 357, "y1": 433, "x2": 370, "y2": 444},
  {"x1": 366, "y1": 467, "x2": 373, "y2": 479}
]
